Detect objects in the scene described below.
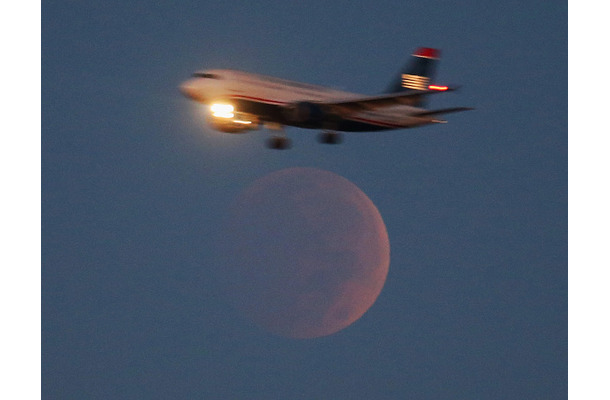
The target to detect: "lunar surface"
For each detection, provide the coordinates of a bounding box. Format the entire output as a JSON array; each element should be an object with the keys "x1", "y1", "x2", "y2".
[{"x1": 220, "y1": 167, "x2": 390, "y2": 339}]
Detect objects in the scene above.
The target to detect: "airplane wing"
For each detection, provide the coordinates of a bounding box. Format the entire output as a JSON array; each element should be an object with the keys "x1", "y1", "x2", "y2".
[{"x1": 324, "y1": 86, "x2": 459, "y2": 113}]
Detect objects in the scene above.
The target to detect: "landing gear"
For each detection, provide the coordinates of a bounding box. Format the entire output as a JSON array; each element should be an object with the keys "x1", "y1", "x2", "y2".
[
  {"x1": 264, "y1": 123, "x2": 291, "y2": 150},
  {"x1": 266, "y1": 135, "x2": 292, "y2": 150},
  {"x1": 317, "y1": 131, "x2": 343, "y2": 145}
]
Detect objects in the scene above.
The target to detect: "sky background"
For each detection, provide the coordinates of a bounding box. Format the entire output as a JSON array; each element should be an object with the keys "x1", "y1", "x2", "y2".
[{"x1": 42, "y1": 1, "x2": 566, "y2": 399}]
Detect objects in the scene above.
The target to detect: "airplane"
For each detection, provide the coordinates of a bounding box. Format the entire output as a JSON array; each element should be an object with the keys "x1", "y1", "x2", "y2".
[{"x1": 179, "y1": 47, "x2": 472, "y2": 149}]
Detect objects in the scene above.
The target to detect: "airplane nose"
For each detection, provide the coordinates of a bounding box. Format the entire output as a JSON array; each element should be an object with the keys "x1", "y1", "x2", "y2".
[{"x1": 179, "y1": 80, "x2": 199, "y2": 100}]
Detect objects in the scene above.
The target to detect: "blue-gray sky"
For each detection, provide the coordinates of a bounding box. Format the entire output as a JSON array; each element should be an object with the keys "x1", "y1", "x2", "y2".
[{"x1": 43, "y1": 1, "x2": 566, "y2": 398}]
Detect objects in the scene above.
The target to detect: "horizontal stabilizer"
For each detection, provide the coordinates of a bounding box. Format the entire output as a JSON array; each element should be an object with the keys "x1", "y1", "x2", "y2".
[{"x1": 412, "y1": 107, "x2": 474, "y2": 117}]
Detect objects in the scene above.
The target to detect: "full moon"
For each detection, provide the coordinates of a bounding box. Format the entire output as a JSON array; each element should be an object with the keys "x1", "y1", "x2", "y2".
[{"x1": 221, "y1": 167, "x2": 390, "y2": 339}]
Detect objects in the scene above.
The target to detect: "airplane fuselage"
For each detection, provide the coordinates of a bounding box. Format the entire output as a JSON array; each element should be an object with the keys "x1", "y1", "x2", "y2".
[
  {"x1": 179, "y1": 48, "x2": 470, "y2": 148},
  {"x1": 180, "y1": 69, "x2": 429, "y2": 132}
]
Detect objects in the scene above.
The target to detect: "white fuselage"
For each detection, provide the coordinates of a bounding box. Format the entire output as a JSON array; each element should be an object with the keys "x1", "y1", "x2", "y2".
[{"x1": 180, "y1": 69, "x2": 428, "y2": 131}]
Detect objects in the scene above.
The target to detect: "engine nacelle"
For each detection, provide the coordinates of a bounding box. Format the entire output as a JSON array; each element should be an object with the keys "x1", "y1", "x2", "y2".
[
  {"x1": 285, "y1": 102, "x2": 326, "y2": 126},
  {"x1": 206, "y1": 112, "x2": 259, "y2": 134}
]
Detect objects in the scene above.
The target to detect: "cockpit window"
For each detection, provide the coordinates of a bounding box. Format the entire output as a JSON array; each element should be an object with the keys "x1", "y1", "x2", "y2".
[{"x1": 192, "y1": 72, "x2": 221, "y2": 79}]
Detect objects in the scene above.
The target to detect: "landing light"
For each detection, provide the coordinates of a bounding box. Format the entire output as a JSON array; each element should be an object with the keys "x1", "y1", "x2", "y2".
[
  {"x1": 428, "y1": 85, "x2": 449, "y2": 91},
  {"x1": 211, "y1": 103, "x2": 235, "y2": 118}
]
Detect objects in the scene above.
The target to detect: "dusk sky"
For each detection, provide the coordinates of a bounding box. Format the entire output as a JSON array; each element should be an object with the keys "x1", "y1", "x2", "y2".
[{"x1": 42, "y1": 1, "x2": 567, "y2": 398}]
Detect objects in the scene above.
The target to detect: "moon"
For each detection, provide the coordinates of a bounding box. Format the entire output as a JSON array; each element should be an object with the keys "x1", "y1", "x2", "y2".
[{"x1": 220, "y1": 167, "x2": 390, "y2": 339}]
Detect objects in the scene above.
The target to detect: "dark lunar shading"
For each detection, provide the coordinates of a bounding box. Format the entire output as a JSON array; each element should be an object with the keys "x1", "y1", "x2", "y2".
[{"x1": 220, "y1": 168, "x2": 390, "y2": 338}]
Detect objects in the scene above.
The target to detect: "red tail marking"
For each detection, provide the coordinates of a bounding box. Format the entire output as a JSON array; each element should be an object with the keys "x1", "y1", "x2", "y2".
[{"x1": 414, "y1": 48, "x2": 440, "y2": 59}]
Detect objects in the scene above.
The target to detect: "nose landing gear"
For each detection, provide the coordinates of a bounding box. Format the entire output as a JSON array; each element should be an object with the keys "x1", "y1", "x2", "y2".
[
  {"x1": 266, "y1": 135, "x2": 292, "y2": 150},
  {"x1": 265, "y1": 123, "x2": 292, "y2": 150}
]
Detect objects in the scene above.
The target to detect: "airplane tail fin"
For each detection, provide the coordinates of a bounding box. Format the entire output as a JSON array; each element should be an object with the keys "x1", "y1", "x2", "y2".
[{"x1": 384, "y1": 47, "x2": 440, "y2": 107}]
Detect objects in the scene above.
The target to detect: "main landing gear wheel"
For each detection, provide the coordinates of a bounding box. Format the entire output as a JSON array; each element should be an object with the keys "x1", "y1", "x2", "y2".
[
  {"x1": 317, "y1": 131, "x2": 343, "y2": 145},
  {"x1": 266, "y1": 136, "x2": 292, "y2": 150}
]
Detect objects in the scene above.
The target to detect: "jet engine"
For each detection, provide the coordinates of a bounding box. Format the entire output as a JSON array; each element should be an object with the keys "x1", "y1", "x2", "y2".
[
  {"x1": 207, "y1": 115, "x2": 258, "y2": 133},
  {"x1": 206, "y1": 103, "x2": 259, "y2": 133}
]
